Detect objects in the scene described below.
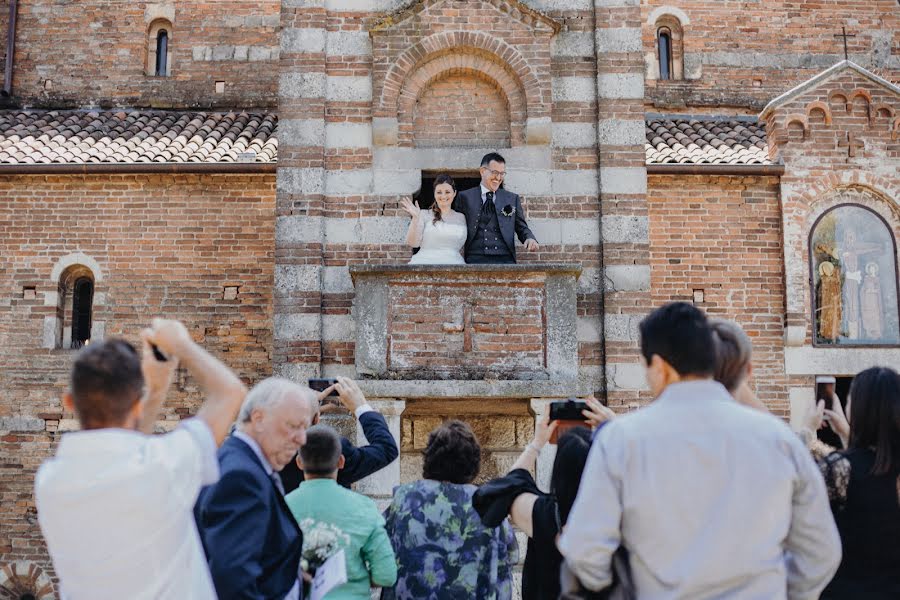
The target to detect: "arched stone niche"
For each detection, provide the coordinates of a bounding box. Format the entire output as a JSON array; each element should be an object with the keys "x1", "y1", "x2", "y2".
[{"x1": 370, "y1": 0, "x2": 559, "y2": 148}]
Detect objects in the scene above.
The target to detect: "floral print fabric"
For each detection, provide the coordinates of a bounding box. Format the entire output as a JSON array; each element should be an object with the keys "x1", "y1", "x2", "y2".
[{"x1": 381, "y1": 479, "x2": 518, "y2": 600}]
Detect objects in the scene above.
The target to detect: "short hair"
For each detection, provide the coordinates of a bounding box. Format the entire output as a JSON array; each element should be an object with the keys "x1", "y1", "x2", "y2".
[
  {"x1": 70, "y1": 339, "x2": 144, "y2": 428},
  {"x1": 639, "y1": 302, "x2": 716, "y2": 377},
  {"x1": 480, "y1": 152, "x2": 505, "y2": 168},
  {"x1": 848, "y1": 366, "x2": 900, "y2": 475},
  {"x1": 299, "y1": 425, "x2": 343, "y2": 476},
  {"x1": 238, "y1": 377, "x2": 310, "y2": 424},
  {"x1": 422, "y1": 420, "x2": 481, "y2": 484},
  {"x1": 710, "y1": 319, "x2": 753, "y2": 392},
  {"x1": 550, "y1": 426, "x2": 593, "y2": 525}
]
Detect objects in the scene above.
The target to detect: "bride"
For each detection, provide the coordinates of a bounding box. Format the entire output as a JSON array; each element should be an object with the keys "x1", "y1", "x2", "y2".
[{"x1": 401, "y1": 174, "x2": 467, "y2": 265}]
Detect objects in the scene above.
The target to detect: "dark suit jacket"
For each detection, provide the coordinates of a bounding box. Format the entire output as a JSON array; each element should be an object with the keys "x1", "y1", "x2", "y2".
[
  {"x1": 453, "y1": 186, "x2": 536, "y2": 261},
  {"x1": 280, "y1": 410, "x2": 399, "y2": 493},
  {"x1": 195, "y1": 435, "x2": 303, "y2": 600}
]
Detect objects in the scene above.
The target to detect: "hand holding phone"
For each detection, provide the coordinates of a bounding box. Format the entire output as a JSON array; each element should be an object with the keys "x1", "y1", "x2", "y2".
[
  {"x1": 308, "y1": 378, "x2": 339, "y2": 398},
  {"x1": 548, "y1": 399, "x2": 588, "y2": 443}
]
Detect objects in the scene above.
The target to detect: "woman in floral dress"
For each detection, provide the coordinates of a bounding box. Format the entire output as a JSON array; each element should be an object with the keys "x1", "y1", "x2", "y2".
[{"x1": 381, "y1": 420, "x2": 518, "y2": 600}]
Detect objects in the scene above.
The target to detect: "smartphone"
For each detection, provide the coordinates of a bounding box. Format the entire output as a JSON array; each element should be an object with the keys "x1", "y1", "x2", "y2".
[
  {"x1": 548, "y1": 399, "x2": 588, "y2": 443},
  {"x1": 308, "y1": 378, "x2": 338, "y2": 398}
]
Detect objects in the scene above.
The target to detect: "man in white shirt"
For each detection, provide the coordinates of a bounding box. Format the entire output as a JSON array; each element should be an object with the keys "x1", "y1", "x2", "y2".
[
  {"x1": 558, "y1": 302, "x2": 842, "y2": 600},
  {"x1": 35, "y1": 319, "x2": 247, "y2": 600}
]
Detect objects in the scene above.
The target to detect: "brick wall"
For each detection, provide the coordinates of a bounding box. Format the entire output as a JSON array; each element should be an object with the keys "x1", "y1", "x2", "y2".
[
  {"x1": 0, "y1": 172, "x2": 276, "y2": 577},
  {"x1": 413, "y1": 73, "x2": 512, "y2": 148},
  {"x1": 648, "y1": 174, "x2": 791, "y2": 416},
  {"x1": 6, "y1": 1, "x2": 279, "y2": 109},
  {"x1": 642, "y1": 0, "x2": 900, "y2": 111}
]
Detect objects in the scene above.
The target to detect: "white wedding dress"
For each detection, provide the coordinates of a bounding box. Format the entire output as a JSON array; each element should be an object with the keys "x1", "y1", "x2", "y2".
[{"x1": 408, "y1": 209, "x2": 467, "y2": 265}]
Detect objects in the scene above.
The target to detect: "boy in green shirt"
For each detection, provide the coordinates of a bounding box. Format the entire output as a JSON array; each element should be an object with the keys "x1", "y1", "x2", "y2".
[{"x1": 286, "y1": 425, "x2": 397, "y2": 599}]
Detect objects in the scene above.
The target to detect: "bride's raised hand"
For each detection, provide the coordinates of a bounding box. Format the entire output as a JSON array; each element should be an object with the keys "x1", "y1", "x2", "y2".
[{"x1": 400, "y1": 197, "x2": 420, "y2": 219}]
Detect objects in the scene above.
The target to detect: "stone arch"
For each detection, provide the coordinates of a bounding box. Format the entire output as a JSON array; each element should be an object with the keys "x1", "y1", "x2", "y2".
[
  {"x1": 828, "y1": 91, "x2": 850, "y2": 113},
  {"x1": 50, "y1": 252, "x2": 103, "y2": 283},
  {"x1": 0, "y1": 561, "x2": 54, "y2": 600},
  {"x1": 378, "y1": 31, "x2": 541, "y2": 121},
  {"x1": 647, "y1": 5, "x2": 691, "y2": 26},
  {"x1": 397, "y1": 53, "x2": 526, "y2": 147},
  {"x1": 146, "y1": 18, "x2": 173, "y2": 77}
]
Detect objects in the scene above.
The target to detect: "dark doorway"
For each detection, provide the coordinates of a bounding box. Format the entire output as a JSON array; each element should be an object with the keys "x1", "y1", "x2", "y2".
[
  {"x1": 414, "y1": 172, "x2": 482, "y2": 209},
  {"x1": 816, "y1": 375, "x2": 853, "y2": 447},
  {"x1": 71, "y1": 277, "x2": 94, "y2": 349}
]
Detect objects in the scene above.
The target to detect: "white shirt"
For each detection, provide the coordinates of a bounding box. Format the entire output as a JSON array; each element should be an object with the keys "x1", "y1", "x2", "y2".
[
  {"x1": 35, "y1": 419, "x2": 219, "y2": 600},
  {"x1": 480, "y1": 183, "x2": 493, "y2": 204},
  {"x1": 559, "y1": 380, "x2": 841, "y2": 600}
]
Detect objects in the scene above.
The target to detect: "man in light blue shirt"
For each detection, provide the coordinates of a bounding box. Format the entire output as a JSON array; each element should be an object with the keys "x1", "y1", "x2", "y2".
[{"x1": 559, "y1": 302, "x2": 841, "y2": 600}]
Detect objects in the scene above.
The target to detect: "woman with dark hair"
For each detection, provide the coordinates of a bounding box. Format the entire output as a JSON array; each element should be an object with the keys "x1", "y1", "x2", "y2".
[
  {"x1": 473, "y1": 399, "x2": 615, "y2": 600},
  {"x1": 806, "y1": 366, "x2": 900, "y2": 599},
  {"x1": 400, "y1": 174, "x2": 467, "y2": 264},
  {"x1": 381, "y1": 420, "x2": 517, "y2": 600}
]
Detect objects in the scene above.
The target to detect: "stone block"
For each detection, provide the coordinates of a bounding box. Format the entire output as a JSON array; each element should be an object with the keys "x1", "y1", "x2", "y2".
[
  {"x1": 597, "y1": 119, "x2": 645, "y2": 146},
  {"x1": 279, "y1": 118, "x2": 326, "y2": 148},
  {"x1": 412, "y1": 417, "x2": 442, "y2": 449},
  {"x1": 276, "y1": 215, "x2": 324, "y2": 244},
  {"x1": 401, "y1": 418, "x2": 413, "y2": 451},
  {"x1": 274, "y1": 265, "x2": 320, "y2": 294},
  {"x1": 603, "y1": 265, "x2": 651, "y2": 292},
  {"x1": 525, "y1": 117, "x2": 552, "y2": 145},
  {"x1": 281, "y1": 28, "x2": 326, "y2": 54},
  {"x1": 324, "y1": 169, "x2": 373, "y2": 195},
  {"x1": 279, "y1": 73, "x2": 326, "y2": 99},
  {"x1": 552, "y1": 122, "x2": 596, "y2": 149},
  {"x1": 327, "y1": 31, "x2": 372, "y2": 56},
  {"x1": 325, "y1": 122, "x2": 373, "y2": 149},
  {"x1": 372, "y1": 118, "x2": 399, "y2": 147},
  {"x1": 597, "y1": 73, "x2": 644, "y2": 100},
  {"x1": 325, "y1": 76, "x2": 372, "y2": 102},
  {"x1": 551, "y1": 31, "x2": 593, "y2": 58},
  {"x1": 595, "y1": 27, "x2": 642, "y2": 53},
  {"x1": 601, "y1": 215, "x2": 649, "y2": 244},
  {"x1": 276, "y1": 167, "x2": 324, "y2": 194},
  {"x1": 551, "y1": 77, "x2": 595, "y2": 103},
  {"x1": 273, "y1": 313, "x2": 320, "y2": 342},
  {"x1": 0, "y1": 416, "x2": 45, "y2": 432},
  {"x1": 600, "y1": 167, "x2": 647, "y2": 195},
  {"x1": 400, "y1": 452, "x2": 424, "y2": 484}
]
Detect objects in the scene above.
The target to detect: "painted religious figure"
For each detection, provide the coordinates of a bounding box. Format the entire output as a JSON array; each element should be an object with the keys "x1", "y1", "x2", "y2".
[
  {"x1": 810, "y1": 205, "x2": 900, "y2": 346},
  {"x1": 816, "y1": 261, "x2": 842, "y2": 341}
]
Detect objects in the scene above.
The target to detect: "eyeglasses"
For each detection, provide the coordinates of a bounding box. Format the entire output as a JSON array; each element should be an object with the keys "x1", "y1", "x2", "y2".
[{"x1": 482, "y1": 168, "x2": 506, "y2": 179}]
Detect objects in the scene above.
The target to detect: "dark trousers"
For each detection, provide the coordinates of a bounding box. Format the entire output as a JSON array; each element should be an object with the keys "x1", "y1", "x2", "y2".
[{"x1": 466, "y1": 253, "x2": 515, "y2": 264}]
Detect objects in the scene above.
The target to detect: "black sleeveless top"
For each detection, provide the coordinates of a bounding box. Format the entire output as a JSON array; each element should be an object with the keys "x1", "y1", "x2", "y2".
[{"x1": 821, "y1": 448, "x2": 900, "y2": 599}]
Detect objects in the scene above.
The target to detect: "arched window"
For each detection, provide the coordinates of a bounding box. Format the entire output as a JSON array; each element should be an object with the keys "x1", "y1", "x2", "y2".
[
  {"x1": 810, "y1": 204, "x2": 900, "y2": 346},
  {"x1": 55, "y1": 265, "x2": 95, "y2": 349},
  {"x1": 147, "y1": 19, "x2": 173, "y2": 77},
  {"x1": 650, "y1": 11, "x2": 686, "y2": 81},
  {"x1": 657, "y1": 28, "x2": 673, "y2": 81},
  {"x1": 71, "y1": 277, "x2": 94, "y2": 349},
  {"x1": 155, "y1": 30, "x2": 169, "y2": 76}
]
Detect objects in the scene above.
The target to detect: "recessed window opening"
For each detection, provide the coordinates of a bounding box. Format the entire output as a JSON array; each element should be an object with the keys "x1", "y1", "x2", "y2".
[
  {"x1": 658, "y1": 28, "x2": 673, "y2": 81},
  {"x1": 155, "y1": 30, "x2": 169, "y2": 76}
]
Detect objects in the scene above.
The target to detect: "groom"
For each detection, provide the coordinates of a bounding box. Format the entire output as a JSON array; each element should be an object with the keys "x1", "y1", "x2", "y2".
[{"x1": 454, "y1": 152, "x2": 539, "y2": 264}]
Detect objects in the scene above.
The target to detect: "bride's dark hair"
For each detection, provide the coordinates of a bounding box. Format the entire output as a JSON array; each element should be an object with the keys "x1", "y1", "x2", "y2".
[{"x1": 431, "y1": 174, "x2": 456, "y2": 225}]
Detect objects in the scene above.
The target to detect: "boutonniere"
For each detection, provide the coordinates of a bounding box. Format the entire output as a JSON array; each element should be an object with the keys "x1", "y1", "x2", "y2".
[{"x1": 501, "y1": 204, "x2": 515, "y2": 217}]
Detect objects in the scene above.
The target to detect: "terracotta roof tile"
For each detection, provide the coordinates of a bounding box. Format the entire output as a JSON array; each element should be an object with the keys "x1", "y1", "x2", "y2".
[
  {"x1": 645, "y1": 117, "x2": 774, "y2": 166},
  {"x1": 0, "y1": 110, "x2": 278, "y2": 165}
]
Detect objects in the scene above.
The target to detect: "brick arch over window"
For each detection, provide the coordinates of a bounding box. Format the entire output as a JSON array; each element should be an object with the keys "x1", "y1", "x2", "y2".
[
  {"x1": 377, "y1": 31, "x2": 542, "y2": 122},
  {"x1": 398, "y1": 55, "x2": 526, "y2": 147},
  {"x1": 409, "y1": 68, "x2": 513, "y2": 148}
]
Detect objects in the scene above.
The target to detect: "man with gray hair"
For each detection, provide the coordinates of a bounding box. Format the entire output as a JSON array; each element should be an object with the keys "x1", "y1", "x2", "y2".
[{"x1": 195, "y1": 377, "x2": 316, "y2": 600}]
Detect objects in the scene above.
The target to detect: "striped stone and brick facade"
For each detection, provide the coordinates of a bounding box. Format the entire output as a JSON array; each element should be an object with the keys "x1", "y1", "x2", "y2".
[{"x1": 0, "y1": 0, "x2": 897, "y2": 594}]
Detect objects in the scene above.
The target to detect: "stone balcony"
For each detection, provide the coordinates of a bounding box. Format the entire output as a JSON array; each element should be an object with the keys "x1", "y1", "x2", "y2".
[{"x1": 349, "y1": 263, "x2": 585, "y2": 397}]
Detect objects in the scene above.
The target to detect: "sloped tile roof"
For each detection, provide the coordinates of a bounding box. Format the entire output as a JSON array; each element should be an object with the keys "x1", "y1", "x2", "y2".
[
  {"x1": 0, "y1": 110, "x2": 277, "y2": 165},
  {"x1": 646, "y1": 117, "x2": 774, "y2": 166}
]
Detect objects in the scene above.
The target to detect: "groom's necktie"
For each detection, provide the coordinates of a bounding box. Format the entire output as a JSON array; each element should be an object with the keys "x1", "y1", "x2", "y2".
[{"x1": 479, "y1": 191, "x2": 495, "y2": 226}]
